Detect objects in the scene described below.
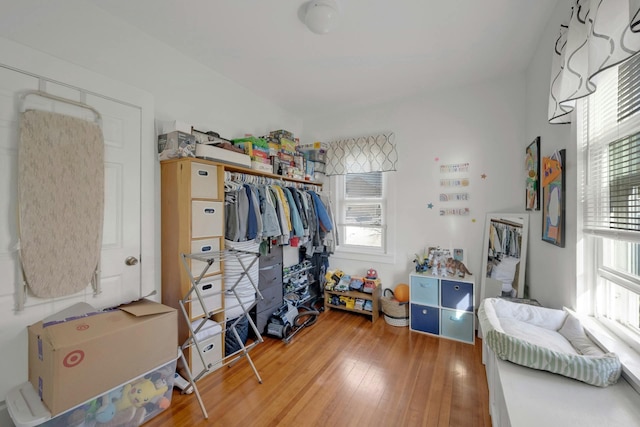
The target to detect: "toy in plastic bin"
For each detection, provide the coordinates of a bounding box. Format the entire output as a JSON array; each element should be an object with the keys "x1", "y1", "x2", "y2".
[{"x1": 366, "y1": 269, "x2": 378, "y2": 280}]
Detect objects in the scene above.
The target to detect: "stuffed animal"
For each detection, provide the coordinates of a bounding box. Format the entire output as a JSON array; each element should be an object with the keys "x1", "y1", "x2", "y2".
[{"x1": 113, "y1": 377, "x2": 168, "y2": 413}]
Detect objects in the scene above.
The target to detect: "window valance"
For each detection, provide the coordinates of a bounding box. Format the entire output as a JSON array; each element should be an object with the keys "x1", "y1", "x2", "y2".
[
  {"x1": 548, "y1": 0, "x2": 640, "y2": 124},
  {"x1": 325, "y1": 132, "x2": 398, "y2": 176}
]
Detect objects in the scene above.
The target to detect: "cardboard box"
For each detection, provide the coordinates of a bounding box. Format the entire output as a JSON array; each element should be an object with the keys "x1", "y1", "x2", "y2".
[
  {"x1": 251, "y1": 160, "x2": 274, "y2": 173},
  {"x1": 28, "y1": 299, "x2": 177, "y2": 416},
  {"x1": 195, "y1": 143, "x2": 251, "y2": 168},
  {"x1": 232, "y1": 136, "x2": 268, "y2": 157}
]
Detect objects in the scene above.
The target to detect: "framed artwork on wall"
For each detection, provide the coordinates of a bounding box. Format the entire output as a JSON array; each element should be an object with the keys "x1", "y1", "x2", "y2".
[
  {"x1": 541, "y1": 149, "x2": 566, "y2": 247},
  {"x1": 525, "y1": 137, "x2": 540, "y2": 211}
]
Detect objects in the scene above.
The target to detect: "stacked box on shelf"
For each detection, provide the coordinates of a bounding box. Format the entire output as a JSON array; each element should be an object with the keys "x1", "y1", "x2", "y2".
[
  {"x1": 233, "y1": 136, "x2": 273, "y2": 172},
  {"x1": 280, "y1": 137, "x2": 297, "y2": 154},
  {"x1": 267, "y1": 141, "x2": 280, "y2": 156},
  {"x1": 299, "y1": 141, "x2": 327, "y2": 164},
  {"x1": 270, "y1": 129, "x2": 293, "y2": 141},
  {"x1": 232, "y1": 136, "x2": 269, "y2": 158}
]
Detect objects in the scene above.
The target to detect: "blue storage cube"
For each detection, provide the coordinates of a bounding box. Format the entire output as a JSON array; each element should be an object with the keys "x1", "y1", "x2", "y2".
[
  {"x1": 441, "y1": 280, "x2": 473, "y2": 312},
  {"x1": 410, "y1": 303, "x2": 439, "y2": 335},
  {"x1": 441, "y1": 309, "x2": 474, "y2": 343},
  {"x1": 410, "y1": 275, "x2": 439, "y2": 306}
]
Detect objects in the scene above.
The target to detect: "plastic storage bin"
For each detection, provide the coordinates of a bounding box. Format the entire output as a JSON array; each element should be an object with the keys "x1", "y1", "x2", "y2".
[{"x1": 7, "y1": 358, "x2": 177, "y2": 427}]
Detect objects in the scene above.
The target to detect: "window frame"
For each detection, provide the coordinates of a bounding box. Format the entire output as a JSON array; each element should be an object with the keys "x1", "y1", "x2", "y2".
[{"x1": 330, "y1": 171, "x2": 396, "y2": 264}]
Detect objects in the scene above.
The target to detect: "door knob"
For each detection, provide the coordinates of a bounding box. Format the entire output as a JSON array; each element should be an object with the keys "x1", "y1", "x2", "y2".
[{"x1": 125, "y1": 256, "x2": 139, "y2": 266}]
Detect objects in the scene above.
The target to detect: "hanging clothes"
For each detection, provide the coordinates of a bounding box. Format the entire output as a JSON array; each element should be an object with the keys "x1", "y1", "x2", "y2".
[
  {"x1": 283, "y1": 187, "x2": 304, "y2": 237},
  {"x1": 258, "y1": 185, "x2": 281, "y2": 238}
]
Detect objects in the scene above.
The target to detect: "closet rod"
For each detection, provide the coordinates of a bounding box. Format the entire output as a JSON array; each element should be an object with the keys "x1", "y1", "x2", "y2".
[
  {"x1": 20, "y1": 90, "x2": 102, "y2": 124},
  {"x1": 225, "y1": 170, "x2": 321, "y2": 190},
  {"x1": 491, "y1": 218, "x2": 523, "y2": 228}
]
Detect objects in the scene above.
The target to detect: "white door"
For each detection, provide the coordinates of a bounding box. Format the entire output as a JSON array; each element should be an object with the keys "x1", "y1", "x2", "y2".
[{"x1": 86, "y1": 93, "x2": 143, "y2": 306}]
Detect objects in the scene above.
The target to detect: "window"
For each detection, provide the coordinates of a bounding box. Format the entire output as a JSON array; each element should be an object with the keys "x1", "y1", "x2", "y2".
[
  {"x1": 324, "y1": 133, "x2": 398, "y2": 261},
  {"x1": 333, "y1": 171, "x2": 394, "y2": 257},
  {"x1": 578, "y1": 56, "x2": 640, "y2": 350}
]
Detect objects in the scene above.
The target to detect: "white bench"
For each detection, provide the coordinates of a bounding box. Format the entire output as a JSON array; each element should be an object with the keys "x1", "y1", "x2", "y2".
[{"x1": 482, "y1": 335, "x2": 640, "y2": 427}]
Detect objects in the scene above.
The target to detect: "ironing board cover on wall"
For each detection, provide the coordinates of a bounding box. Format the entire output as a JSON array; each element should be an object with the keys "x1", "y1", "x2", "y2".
[{"x1": 18, "y1": 109, "x2": 104, "y2": 298}]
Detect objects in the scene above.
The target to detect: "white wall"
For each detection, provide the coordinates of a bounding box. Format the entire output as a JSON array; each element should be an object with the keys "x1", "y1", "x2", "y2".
[
  {"x1": 302, "y1": 73, "x2": 527, "y2": 295},
  {"x1": 524, "y1": 0, "x2": 575, "y2": 309}
]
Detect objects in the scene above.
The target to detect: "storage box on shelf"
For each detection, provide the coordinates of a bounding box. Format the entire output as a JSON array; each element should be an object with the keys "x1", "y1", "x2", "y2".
[
  {"x1": 409, "y1": 272, "x2": 475, "y2": 344},
  {"x1": 324, "y1": 285, "x2": 381, "y2": 323}
]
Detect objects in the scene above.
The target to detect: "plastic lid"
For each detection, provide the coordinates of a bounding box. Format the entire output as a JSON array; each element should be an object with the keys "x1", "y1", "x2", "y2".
[{"x1": 6, "y1": 382, "x2": 52, "y2": 427}]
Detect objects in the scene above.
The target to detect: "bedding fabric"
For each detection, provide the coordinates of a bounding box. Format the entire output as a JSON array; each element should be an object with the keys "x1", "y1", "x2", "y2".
[{"x1": 478, "y1": 298, "x2": 622, "y2": 387}]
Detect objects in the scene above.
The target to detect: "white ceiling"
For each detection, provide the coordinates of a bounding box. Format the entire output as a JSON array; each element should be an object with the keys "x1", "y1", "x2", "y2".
[{"x1": 15, "y1": 1, "x2": 561, "y2": 117}]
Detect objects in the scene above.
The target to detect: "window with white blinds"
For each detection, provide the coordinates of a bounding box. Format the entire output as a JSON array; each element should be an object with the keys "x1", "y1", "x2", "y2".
[
  {"x1": 337, "y1": 171, "x2": 386, "y2": 250},
  {"x1": 580, "y1": 61, "x2": 640, "y2": 241},
  {"x1": 578, "y1": 57, "x2": 640, "y2": 345},
  {"x1": 344, "y1": 172, "x2": 384, "y2": 248}
]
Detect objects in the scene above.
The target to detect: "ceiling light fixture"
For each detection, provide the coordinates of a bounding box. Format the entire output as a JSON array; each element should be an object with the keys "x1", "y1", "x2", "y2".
[{"x1": 304, "y1": 1, "x2": 340, "y2": 35}]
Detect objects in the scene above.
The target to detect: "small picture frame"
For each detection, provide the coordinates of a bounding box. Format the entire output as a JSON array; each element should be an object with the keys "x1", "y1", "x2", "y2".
[{"x1": 525, "y1": 137, "x2": 540, "y2": 211}]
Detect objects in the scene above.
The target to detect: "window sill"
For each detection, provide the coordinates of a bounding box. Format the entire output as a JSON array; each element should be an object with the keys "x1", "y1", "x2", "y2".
[
  {"x1": 574, "y1": 311, "x2": 640, "y2": 394},
  {"x1": 332, "y1": 248, "x2": 396, "y2": 265}
]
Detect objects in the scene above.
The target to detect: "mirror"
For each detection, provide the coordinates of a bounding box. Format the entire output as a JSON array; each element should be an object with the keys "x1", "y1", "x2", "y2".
[{"x1": 480, "y1": 213, "x2": 529, "y2": 301}]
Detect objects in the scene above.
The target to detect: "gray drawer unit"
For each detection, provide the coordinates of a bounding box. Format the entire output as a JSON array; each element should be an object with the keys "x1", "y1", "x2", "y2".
[
  {"x1": 259, "y1": 245, "x2": 283, "y2": 268},
  {"x1": 252, "y1": 245, "x2": 283, "y2": 334},
  {"x1": 258, "y1": 264, "x2": 282, "y2": 291}
]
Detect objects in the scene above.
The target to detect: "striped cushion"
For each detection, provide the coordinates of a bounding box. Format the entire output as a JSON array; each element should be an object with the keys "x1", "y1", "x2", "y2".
[{"x1": 479, "y1": 298, "x2": 622, "y2": 387}]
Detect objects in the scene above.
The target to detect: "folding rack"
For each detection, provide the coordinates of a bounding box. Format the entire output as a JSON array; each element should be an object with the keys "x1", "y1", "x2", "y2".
[{"x1": 177, "y1": 248, "x2": 263, "y2": 419}]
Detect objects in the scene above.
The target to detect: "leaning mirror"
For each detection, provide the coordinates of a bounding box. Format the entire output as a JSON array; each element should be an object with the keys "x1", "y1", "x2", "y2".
[{"x1": 480, "y1": 213, "x2": 529, "y2": 301}]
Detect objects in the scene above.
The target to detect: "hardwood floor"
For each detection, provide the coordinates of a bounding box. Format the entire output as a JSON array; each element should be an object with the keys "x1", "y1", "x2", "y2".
[{"x1": 145, "y1": 309, "x2": 491, "y2": 427}]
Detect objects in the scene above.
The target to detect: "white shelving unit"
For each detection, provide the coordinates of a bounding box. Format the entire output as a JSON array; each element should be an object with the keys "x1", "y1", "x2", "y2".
[{"x1": 178, "y1": 248, "x2": 263, "y2": 419}]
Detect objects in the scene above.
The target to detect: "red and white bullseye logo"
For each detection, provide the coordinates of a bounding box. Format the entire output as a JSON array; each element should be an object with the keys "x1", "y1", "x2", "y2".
[{"x1": 63, "y1": 350, "x2": 85, "y2": 368}]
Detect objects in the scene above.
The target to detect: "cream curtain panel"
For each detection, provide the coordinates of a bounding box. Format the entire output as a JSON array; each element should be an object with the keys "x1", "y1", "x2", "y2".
[
  {"x1": 325, "y1": 132, "x2": 398, "y2": 176},
  {"x1": 548, "y1": 0, "x2": 640, "y2": 124}
]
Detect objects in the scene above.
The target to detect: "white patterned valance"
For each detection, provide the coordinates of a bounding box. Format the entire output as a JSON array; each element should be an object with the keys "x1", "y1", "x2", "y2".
[
  {"x1": 548, "y1": 0, "x2": 640, "y2": 124},
  {"x1": 325, "y1": 132, "x2": 398, "y2": 176}
]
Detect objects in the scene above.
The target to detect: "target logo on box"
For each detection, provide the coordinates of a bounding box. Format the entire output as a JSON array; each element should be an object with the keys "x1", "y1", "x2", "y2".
[{"x1": 63, "y1": 350, "x2": 85, "y2": 368}]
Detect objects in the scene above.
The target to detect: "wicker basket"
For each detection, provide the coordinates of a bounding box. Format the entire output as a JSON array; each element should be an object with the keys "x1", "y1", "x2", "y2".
[{"x1": 380, "y1": 289, "x2": 409, "y2": 327}]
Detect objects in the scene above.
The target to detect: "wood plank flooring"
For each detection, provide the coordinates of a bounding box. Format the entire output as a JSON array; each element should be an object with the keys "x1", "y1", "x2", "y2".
[{"x1": 145, "y1": 309, "x2": 491, "y2": 427}]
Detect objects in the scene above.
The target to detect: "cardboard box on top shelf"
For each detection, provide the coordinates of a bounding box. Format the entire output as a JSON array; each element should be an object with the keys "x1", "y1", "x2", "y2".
[
  {"x1": 279, "y1": 137, "x2": 297, "y2": 154},
  {"x1": 28, "y1": 299, "x2": 177, "y2": 416},
  {"x1": 232, "y1": 136, "x2": 268, "y2": 158}
]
